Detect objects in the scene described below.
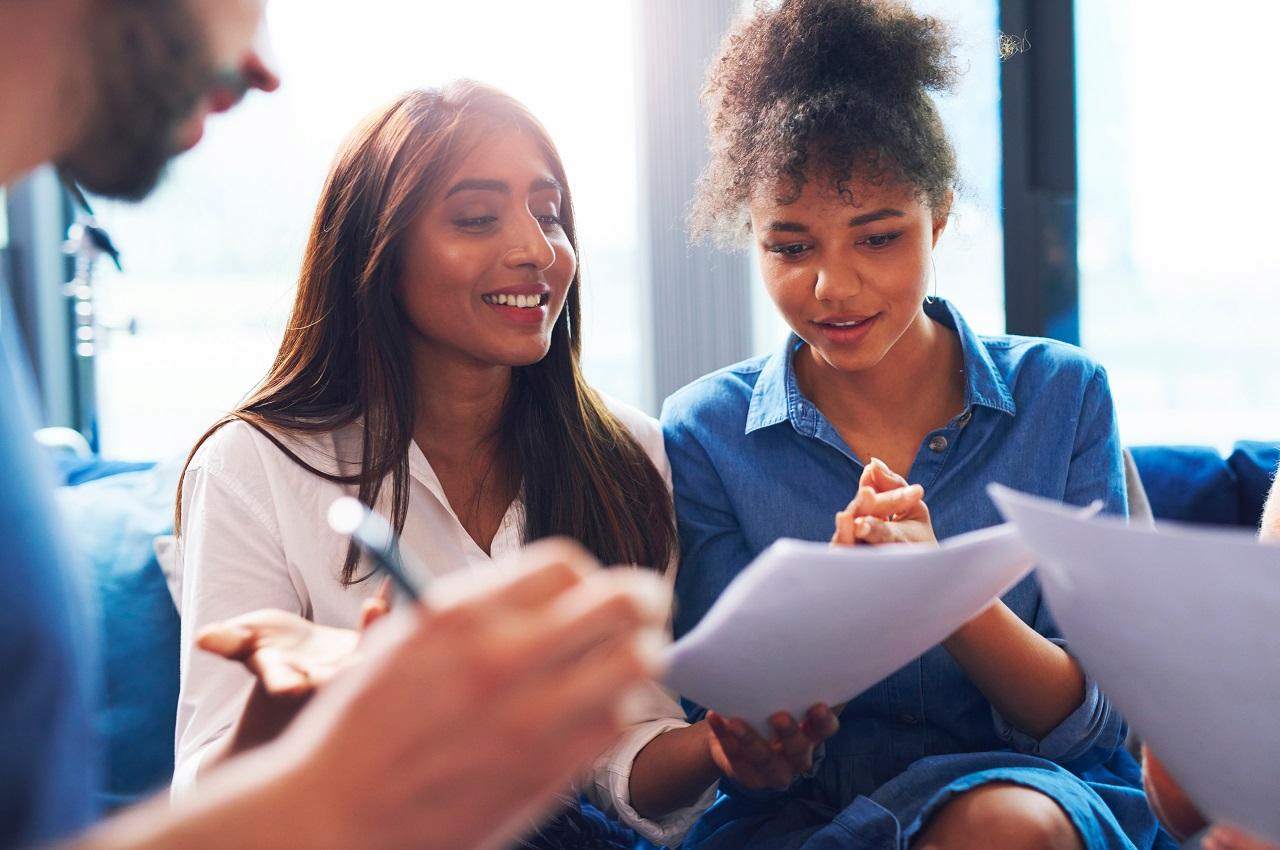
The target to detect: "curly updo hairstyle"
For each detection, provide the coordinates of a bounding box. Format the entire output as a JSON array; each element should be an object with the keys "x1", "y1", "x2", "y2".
[{"x1": 692, "y1": 0, "x2": 960, "y2": 245}]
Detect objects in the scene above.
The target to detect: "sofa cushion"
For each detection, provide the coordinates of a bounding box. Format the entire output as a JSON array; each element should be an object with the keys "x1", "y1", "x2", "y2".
[
  {"x1": 1228, "y1": 441, "x2": 1280, "y2": 530},
  {"x1": 56, "y1": 460, "x2": 181, "y2": 811},
  {"x1": 1128, "y1": 446, "x2": 1239, "y2": 526}
]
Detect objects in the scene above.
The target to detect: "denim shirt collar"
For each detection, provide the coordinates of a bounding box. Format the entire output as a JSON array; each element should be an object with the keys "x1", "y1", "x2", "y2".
[{"x1": 745, "y1": 298, "x2": 1016, "y2": 436}]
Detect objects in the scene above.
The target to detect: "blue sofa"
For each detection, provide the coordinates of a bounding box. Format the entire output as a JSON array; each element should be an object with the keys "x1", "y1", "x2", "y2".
[
  {"x1": 57, "y1": 443, "x2": 1278, "y2": 811},
  {"x1": 54, "y1": 457, "x2": 180, "y2": 811},
  {"x1": 1129, "y1": 441, "x2": 1279, "y2": 530}
]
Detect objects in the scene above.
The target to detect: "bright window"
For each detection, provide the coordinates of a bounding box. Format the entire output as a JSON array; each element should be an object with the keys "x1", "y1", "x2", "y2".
[
  {"x1": 752, "y1": 0, "x2": 1006, "y2": 352},
  {"x1": 91, "y1": 0, "x2": 644, "y2": 459},
  {"x1": 1078, "y1": 1, "x2": 1280, "y2": 448}
]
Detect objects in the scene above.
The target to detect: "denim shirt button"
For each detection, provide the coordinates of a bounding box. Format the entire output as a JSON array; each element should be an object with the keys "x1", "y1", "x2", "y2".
[
  {"x1": 957, "y1": 409, "x2": 973, "y2": 427},
  {"x1": 928, "y1": 435, "x2": 949, "y2": 453}
]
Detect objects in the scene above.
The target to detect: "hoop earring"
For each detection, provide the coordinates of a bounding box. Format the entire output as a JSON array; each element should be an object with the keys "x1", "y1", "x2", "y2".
[{"x1": 924, "y1": 256, "x2": 939, "y2": 304}]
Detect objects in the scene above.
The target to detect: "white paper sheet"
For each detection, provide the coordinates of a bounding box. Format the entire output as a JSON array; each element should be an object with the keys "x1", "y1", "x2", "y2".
[
  {"x1": 663, "y1": 524, "x2": 1036, "y2": 730},
  {"x1": 989, "y1": 485, "x2": 1280, "y2": 843}
]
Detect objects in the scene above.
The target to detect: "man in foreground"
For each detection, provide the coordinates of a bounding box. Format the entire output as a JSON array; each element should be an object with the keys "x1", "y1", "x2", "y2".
[{"x1": 0, "y1": 2, "x2": 666, "y2": 848}]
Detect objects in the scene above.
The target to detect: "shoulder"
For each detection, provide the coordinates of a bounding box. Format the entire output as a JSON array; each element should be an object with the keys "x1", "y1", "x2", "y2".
[
  {"x1": 188, "y1": 418, "x2": 342, "y2": 480},
  {"x1": 981, "y1": 333, "x2": 1110, "y2": 403},
  {"x1": 183, "y1": 419, "x2": 347, "y2": 525},
  {"x1": 660, "y1": 353, "x2": 770, "y2": 436}
]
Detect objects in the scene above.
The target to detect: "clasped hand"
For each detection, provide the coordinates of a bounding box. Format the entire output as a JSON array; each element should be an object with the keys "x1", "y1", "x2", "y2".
[{"x1": 831, "y1": 457, "x2": 937, "y2": 547}]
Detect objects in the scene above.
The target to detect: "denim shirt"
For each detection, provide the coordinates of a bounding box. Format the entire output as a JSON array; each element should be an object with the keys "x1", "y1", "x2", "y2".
[
  {"x1": 660, "y1": 298, "x2": 1129, "y2": 810},
  {"x1": 0, "y1": 299, "x2": 99, "y2": 847}
]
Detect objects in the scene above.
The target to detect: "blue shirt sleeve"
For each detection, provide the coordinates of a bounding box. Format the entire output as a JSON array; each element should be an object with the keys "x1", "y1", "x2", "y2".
[
  {"x1": 663, "y1": 405, "x2": 830, "y2": 797},
  {"x1": 0, "y1": 309, "x2": 100, "y2": 847},
  {"x1": 662, "y1": 406, "x2": 757, "y2": 648},
  {"x1": 991, "y1": 364, "x2": 1129, "y2": 770}
]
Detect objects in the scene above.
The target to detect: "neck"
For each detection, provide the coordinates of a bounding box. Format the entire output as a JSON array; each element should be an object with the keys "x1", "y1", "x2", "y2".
[
  {"x1": 0, "y1": 1, "x2": 90, "y2": 187},
  {"x1": 799, "y1": 305, "x2": 965, "y2": 431},
  {"x1": 409, "y1": 337, "x2": 513, "y2": 463}
]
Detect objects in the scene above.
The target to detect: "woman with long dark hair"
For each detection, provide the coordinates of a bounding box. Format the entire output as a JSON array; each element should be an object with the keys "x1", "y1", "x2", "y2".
[{"x1": 171, "y1": 81, "x2": 701, "y2": 845}]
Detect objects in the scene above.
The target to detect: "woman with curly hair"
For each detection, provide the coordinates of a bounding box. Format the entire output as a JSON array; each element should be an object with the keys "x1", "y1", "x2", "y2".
[{"x1": 652, "y1": 1, "x2": 1178, "y2": 847}]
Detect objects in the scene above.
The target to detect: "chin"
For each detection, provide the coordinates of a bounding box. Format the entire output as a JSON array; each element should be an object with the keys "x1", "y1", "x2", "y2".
[
  {"x1": 491, "y1": 339, "x2": 554, "y2": 368},
  {"x1": 809, "y1": 343, "x2": 889, "y2": 375}
]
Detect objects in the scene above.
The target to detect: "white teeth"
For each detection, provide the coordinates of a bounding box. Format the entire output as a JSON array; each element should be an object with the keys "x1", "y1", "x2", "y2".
[
  {"x1": 484, "y1": 293, "x2": 545, "y2": 308},
  {"x1": 831, "y1": 320, "x2": 862, "y2": 327}
]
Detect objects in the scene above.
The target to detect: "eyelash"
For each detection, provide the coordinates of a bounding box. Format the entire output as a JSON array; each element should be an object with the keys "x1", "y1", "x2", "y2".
[
  {"x1": 453, "y1": 214, "x2": 562, "y2": 230},
  {"x1": 767, "y1": 243, "x2": 812, "y2": 258},
  {"x1": 766, "y1": 231, "x2": 903, "y2": 258},
  {"x1": 860, "y1": 231, "x2": 903, "y2": 249}
]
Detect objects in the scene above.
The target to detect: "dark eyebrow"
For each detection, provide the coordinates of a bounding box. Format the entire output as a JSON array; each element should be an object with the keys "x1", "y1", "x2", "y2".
[
  {"x1": 445, "y1": 178, "x2": 510, "y2": 199},
  {"x1": 848, "y1": 208, "x2": 906, "y2": 226},
  {"x1": 445, "y1": 176, "x2": 563, "y2": 199},
  {"x1": 766, "y1": 207, "x2": 906, "y2": 233},
  {"x1": 767, "y1": 221, "x2": 809, "y2": 233},
  {"x1": 530, "y1": 177, "x2": 563, "y2": 194}
]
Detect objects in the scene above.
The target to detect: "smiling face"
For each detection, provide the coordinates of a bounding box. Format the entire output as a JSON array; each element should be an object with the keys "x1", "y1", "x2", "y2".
[
  {"x1": 396, "y1": 130, "x2": 576, "y2": 369},
  {"x1": 750, "y1": 175, "x2": 949, "y2": 375}
]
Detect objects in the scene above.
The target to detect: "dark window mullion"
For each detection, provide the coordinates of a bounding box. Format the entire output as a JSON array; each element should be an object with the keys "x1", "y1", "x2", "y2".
[{"x1": 999, "y1": 0, "x2": 1080, "y2": 344}]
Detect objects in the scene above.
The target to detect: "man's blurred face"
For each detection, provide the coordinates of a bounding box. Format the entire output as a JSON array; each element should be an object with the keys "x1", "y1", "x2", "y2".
[{"x1": 56, "y1": 0, "x2": 277, "y2": 200}]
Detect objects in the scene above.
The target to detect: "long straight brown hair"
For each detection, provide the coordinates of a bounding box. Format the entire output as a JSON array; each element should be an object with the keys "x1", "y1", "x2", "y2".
[{"x1": 177, "y1": 81, "x2": 676, "y2": 582}]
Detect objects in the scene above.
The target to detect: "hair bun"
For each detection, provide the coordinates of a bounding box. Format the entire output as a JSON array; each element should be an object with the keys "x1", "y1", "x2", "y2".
[
  {"x1": 693, "y1": 0, "x2": 960, "y2": 244},
  {"x1": 745, "y1": 0, "x2": 956, "y2": 103}
]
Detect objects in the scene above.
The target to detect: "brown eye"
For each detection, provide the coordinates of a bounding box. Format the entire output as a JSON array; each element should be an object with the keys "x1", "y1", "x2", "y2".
[
  {"x1": 767, "y1": 243, "x2": 810, "y2": 258},
  {"x1": 862, "y1": 232, "x2": 902, "y2": 249},
  {"x1": 454, "y1": 215, "x2": 498, "y2": 229}
]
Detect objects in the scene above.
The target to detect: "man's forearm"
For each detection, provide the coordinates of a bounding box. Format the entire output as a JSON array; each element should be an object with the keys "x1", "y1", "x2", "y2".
[{"x1": 64, "y1": 749, "x2": 326, "y2": 850}]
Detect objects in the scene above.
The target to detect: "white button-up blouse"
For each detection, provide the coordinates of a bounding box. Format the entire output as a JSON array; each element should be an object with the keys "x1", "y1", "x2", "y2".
[{"x1": 172, "y1": 397, "x2": 714, "y2": 845}]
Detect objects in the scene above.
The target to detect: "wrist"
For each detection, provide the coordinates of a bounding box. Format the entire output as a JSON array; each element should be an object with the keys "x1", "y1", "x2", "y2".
[{"x1": 698, "y1": 719, "x2": 726, "y2": 782}]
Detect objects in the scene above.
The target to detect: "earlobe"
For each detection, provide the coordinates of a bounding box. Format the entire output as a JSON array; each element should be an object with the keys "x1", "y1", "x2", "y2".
[{"x1": 931, "y1": 191, "x2": 955, "y2": 247}]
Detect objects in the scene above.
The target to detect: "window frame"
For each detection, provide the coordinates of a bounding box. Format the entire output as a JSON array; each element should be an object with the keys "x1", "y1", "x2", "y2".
[{"x1": 998, "y1": 0, "x2": 1081, "y2": 345}]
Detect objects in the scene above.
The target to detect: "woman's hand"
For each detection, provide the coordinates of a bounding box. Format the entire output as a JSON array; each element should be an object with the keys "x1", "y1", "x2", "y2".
[
  {"x1": 198, "y1": 581, "x2": 391, "y2": 696},
  {"x1": 831, "y1": 458, "x2": 936, "y2": 546},
  {"x1": 705, "y1": 704, "x2": 840, "y2": 790},
  {"x1": 193, "y1": 583, "x2": 393, "y2": 762}
]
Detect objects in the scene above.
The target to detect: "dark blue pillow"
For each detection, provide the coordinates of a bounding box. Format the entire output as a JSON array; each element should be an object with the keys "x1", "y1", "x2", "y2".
[
  {"x1": 56, "y1": 461, "x2": 180, "y2": 811},
  {"x1": 54, "y1": 457, "x2": 155, "y2": 488},
  {"x1": 1128, "y1": 445, "x2": 1240, "y2": 526},
  {"x1": 1228, "y1": 441, "x2": 1280, "y2": 530}
]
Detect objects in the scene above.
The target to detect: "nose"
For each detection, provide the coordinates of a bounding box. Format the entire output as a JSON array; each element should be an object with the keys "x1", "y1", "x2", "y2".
[
  {"x1": 207, "y1": 29, "x2": 280, "y2": 115},
  {"x1": 243, "y1": 27, "x2": 281, "y2": 94},
  {"x1": 813, "y1": 264, "x2": 864, "y2": 302},
  {"x1": 504, "y1": 212, "x2": 556, "y2": 272}
]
